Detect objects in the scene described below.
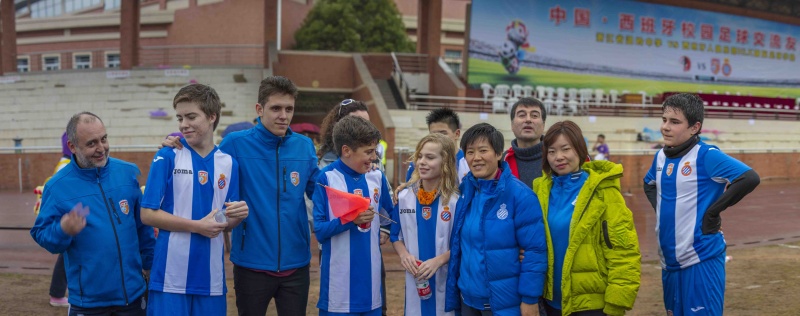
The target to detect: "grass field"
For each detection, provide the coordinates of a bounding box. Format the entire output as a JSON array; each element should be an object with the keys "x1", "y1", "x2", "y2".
[
  {"x1": 3, "y1": 241, "x2": 799, "y2": 316},
  {"x1": 467, "y1": 58, "x2": 800, "y2": 97}
]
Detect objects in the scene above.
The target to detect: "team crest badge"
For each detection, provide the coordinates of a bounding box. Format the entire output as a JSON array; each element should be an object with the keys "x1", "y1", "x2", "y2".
[
  {"x1": 681, "y1": 162, "x2": 693, "y2": 176},
  {"x1": 353, "y1": 189, "x2": 363, "y2": 196},
  {"x1": 198, "y1": 171, "x2": 208, "y2": 185},
  {"x1": 217, "y1": 174, "x2": 227, "y2": 189},
  {"x1": 422, "y1": 207, "x2": 432, "y2": 220},
  {"x1": 440, "y1": 210, "x2": 451, "y2": 222},
  {"x1": 291, "y1": 171, "x2": 300, "y2": 186},
  {"x1": 119, "y1": 200, "x2": 130, "y2": 215},
  {"x1": 666, "y1": 163, "x2": 674, "y2": 176},
  {"x1": 497, "y1": 203, "x2": 508, "y2": 220},
  {"x1": 373, "y1": 188, "x2": 380, "y2": 203}
]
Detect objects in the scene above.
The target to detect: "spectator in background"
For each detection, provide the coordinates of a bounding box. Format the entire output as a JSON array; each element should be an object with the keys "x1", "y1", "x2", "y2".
[
  {"x1": 32, "y1": 132, "x2": 71, "y2": 307},
  {"x1": 503, "y1": 98, "x2": 547, "y2": 189},
  {"x1": 592, "y1": 134, "x2": 610, "y2": 161},
  {"x1": 405, "y1": 108, "x2": 470, "y2": 184},
  {"x1": 644, "y1": 93, "x2": 760, "y2": 316}
]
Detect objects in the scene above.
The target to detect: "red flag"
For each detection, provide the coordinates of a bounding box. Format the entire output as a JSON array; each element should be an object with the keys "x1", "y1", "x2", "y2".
[{"x1": 323, "y1": 185, "x2": 371, "y2": 224}]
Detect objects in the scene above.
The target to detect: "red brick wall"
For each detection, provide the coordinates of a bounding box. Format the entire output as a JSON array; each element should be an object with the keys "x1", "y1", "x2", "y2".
[
  {"x1": 5, "y1": 151, "x2": 795, "y2": 192},
  {"x1": 273, "y1": 52, "x2": 355, "y2": 89}
]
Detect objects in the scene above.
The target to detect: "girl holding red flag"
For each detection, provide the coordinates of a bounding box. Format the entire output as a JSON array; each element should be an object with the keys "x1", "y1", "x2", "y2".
[{"x1": 391, "y1": 133, "x2": 460, "y2": 316}]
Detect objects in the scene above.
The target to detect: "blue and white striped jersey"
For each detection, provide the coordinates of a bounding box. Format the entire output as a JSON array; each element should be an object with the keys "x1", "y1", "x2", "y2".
[
  {"x1": 313, "y1": 159, "x2": 394, "y2": 313},
  {"x1": 644, "y1": 142, "x2": 750, "y2": 270},
  {"x1": 391, "y1": 185, "x2": 457, "y2": 316},
  {"x1": 142, "y1": 138, "x2": 239, "y2": 295}
]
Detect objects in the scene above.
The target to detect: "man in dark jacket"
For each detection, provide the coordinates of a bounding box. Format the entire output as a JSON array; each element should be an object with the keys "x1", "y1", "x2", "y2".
[{"x1": 503, "y1": 98, "x2": 547, "y2": 189}]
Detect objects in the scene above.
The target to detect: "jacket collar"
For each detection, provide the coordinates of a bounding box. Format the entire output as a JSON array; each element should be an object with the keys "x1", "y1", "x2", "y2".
[
  {"x1": 534, "y1": 160, "x2": 623, "y2": 205},
  {"x1": 332, "y1": 159, "x2": 364, "y2": 180},
  {"x1": 254, "y1": 117, "x2": 293, "y2": 146},
  {"x1": 67, "y1": 155, "x2": 111, "y2": 182},
  {"x1": 464, "y1": 161, "x2": 511, "y2": 195}
]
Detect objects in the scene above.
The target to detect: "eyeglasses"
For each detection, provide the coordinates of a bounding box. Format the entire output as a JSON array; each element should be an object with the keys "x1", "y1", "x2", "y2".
[{"x1": 338, "y1": 99, "x2": 355, "y2": 117}]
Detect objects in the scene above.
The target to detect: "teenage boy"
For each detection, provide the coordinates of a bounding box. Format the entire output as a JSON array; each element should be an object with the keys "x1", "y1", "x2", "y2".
[
  {"x1": 161, "y1": 76, "x2": 319, "y2": 315},
  {"x1": 141, "y1": 84, "x2": 249, "y2": 315},
  {"x1": 406, "y1": 108, "x2": 469, "y2": 183},
  {"x1": 313, "y1": 115, "x2": 394, "y2": 316},
  {"x1": 643, "y1": 93, "x2": 760, "y2": 316}
]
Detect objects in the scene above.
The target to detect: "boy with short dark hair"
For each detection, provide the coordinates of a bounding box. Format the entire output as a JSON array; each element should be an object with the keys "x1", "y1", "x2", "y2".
[
  {"x1": 406, "y1": 108, "x2": 470, "y2": 183},
  {"x1": 643, "y1": 93, "x2": 760, "y2": 316},
  {"x1": 313, "y1": 115, "x2": 394, "y2": 316},
  {"x1": 141, "y1": 84, "x2": 249, "y2": 315}
]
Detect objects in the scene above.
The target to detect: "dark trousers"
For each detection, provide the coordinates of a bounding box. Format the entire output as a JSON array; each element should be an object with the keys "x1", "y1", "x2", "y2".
[
  {"x1": 68, "y1": 295, "x2": 145, "y2": 316},
  {"x1": 233, "y1": 264, "x2": 310, "y2": 316},
  {"x1": 541, "y1": 301, "x2": 606, "y2": 316},
  {"x1": 460, "y1": 300, "x2": 493, "y2": 316},
  {"x1": 50, "y1": 253, "x2": 68, "y2": 298}
]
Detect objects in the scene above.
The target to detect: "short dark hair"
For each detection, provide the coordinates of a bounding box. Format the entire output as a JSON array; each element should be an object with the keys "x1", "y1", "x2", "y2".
[
  {"x1": 426, "y1": 108, "x2": 461, "y2": 132},
  {"x1": 598, "y1": 134, "x2": 605, "y2": 139},
  {"x1": 66, "y1": 112, "x2": 103, "y2": 146},
  {"x1": 662, "y1": 93, "x2": 704, "y2": 134},
  {"x1": 510, "y1": 97, "x2": 547, "y2": 122},
  {"x1": 333, "y1": 115, "x2": 381, "y2": 157},
  {"x1": 173, "y1": 83, "x2": 222, "y2": 130},
  {"x1": 258, "y1": 76, "x2": 298, "y2": 105},
  {"x1": 319, "y1": 99, "x2": 370, "y2": 158},
  {"x1": 542, "y1": 120, "x2": 589, "y2": 176},
  {"x1": 460, "y1": 123, "x2": 504, "y2": 155}
]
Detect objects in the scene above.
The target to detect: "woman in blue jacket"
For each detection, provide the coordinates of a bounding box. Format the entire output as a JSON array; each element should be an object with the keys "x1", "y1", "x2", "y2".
[{"x1": 445, "y1": 123, "x2": 548, "y2": 316}]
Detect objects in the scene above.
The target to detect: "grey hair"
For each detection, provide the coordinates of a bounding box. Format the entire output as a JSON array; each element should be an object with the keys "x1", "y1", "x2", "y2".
[{"x1": 66, "y1": 112, "x2": 103, "y2": 146}]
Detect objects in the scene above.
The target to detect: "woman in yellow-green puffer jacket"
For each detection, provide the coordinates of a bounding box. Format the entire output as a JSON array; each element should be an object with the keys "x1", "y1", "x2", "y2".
[{"x1": 532, "y1": 121, "x2": 640, "y2": 316}]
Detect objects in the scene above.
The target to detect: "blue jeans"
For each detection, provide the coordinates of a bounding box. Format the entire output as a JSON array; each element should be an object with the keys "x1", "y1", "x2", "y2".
[{"x1": 68, "y1": 295, "x2": 146, "y2": 316}]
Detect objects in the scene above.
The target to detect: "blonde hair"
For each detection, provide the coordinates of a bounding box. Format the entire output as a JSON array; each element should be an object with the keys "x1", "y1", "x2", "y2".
[{"x1": 406, "y1": 133, "x2": 459, "y2": 202}]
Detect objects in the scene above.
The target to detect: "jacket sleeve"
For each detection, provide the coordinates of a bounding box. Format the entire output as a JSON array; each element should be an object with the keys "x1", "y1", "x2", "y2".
[
  {"x1": 599, "y1": 189, "x2": 641, "y2": 315},
  {"x1": 30, "y1": 185, "x2": 73, "y2": 254},
  {"x1": 312, "y1": 175, "x2": 356, "y2": 242},
  {"x1": 515, "y1": 191, "x2": 548, "y2": 303}
]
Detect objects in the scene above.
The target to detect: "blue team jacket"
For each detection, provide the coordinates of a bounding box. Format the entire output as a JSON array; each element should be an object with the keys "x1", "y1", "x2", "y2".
[
  {"x1": 445, "y1": 162, "x2": 548, "y2": 315},
  {"x1": 221, "y1": 119, "x2": 320, "y2": 271},
  {"x1": 30, "y1": 157, "x2": 155, "y2": 308}
]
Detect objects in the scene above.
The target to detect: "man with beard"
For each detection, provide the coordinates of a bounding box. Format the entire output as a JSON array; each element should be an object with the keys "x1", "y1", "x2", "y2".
[
  {"x1": 503, "y1": 97, "x2": 547, "y2": 189},
  {"x1": 32, "y1": 112, "x2": 155, "y2": 316}
]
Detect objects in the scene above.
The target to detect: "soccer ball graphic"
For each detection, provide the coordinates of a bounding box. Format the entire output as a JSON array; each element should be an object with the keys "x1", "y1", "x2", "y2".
[{"x1": 499, "y1": 40, "x2": 520, "y2": 74}]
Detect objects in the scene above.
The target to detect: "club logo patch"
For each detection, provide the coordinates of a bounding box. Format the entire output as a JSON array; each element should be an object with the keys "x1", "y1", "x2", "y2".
[
  {"x1": 496, "y1": 203, "x2": 508, "y2": 220},
  {"x1": 666, "y1": 163, "x2": 674, "y2": 176},
  {"x1": 373, "y1": 188, "x2": 380, "y2": 203},
  {"x1": 291, "y1": 171, "x2": 300, "y2": 186},
  {"x1": 119, "y1": 200, "x2": 129, "y2": 215},
  {"x1": 440, "y1": 210, "x2": 451, "y2": 222},
  {"x1": 353, "y1": 189, "x2": 363, "y2": 196},
  {"x1": 198, "y1": 171, "x2": 208, "y2": 185},
  {"x1": 422, "y1": 207, "x2": 432, "y2": 220},
  {"x1": 681, "y1": 162, "x2": 693, "y2": 176},
  {"x1": 217, "y1": 174, "x2": 226, "y2": 189}
]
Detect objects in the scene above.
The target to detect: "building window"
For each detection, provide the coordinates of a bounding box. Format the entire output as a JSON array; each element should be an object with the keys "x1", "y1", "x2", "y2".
[
  {"x1": 17, "y1": 57, "x2": 30, "y2": 73},
  {"x1": 74, "y1": 54, "x2": 91, "y2": 69},
  {"x1": 444, "y1": 50, "x2": 462, "y2": 59},
  {"x1": 446, "y1": 62, "x2": 461, "y2": 76},
  {"x1": 43, "y1": 55, "x2": 61, "y2": 71},
  {"x1": 31, "y1": 0, "x2": 63, "y2": 19},
  {"x1": 106, "y1": 53, "x2": 120, "y2": 68},
  {"x1": 104, "y1": 0, "x2": 121, "y2": 11}
]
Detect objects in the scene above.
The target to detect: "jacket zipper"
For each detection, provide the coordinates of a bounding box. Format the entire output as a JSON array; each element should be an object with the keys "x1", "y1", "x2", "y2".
[
  {"x1": 79, "y1": 265, "x2": 84, "y2": 299},
  {"x1": 240, "y1": 222, "x2": 247, "y2": 251},
  {"x1": 276, "y1": 137, "x2": 283, "y2": 272},
  {"x1": 108, "y1": 198, "x2": 122, "y2": 224},
  {"x1": 97, "y1": 172, "x2": 129, "y2": 305},
  {"x1": 602, "y1": 220, "x2": 613, "y2": 249}
]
